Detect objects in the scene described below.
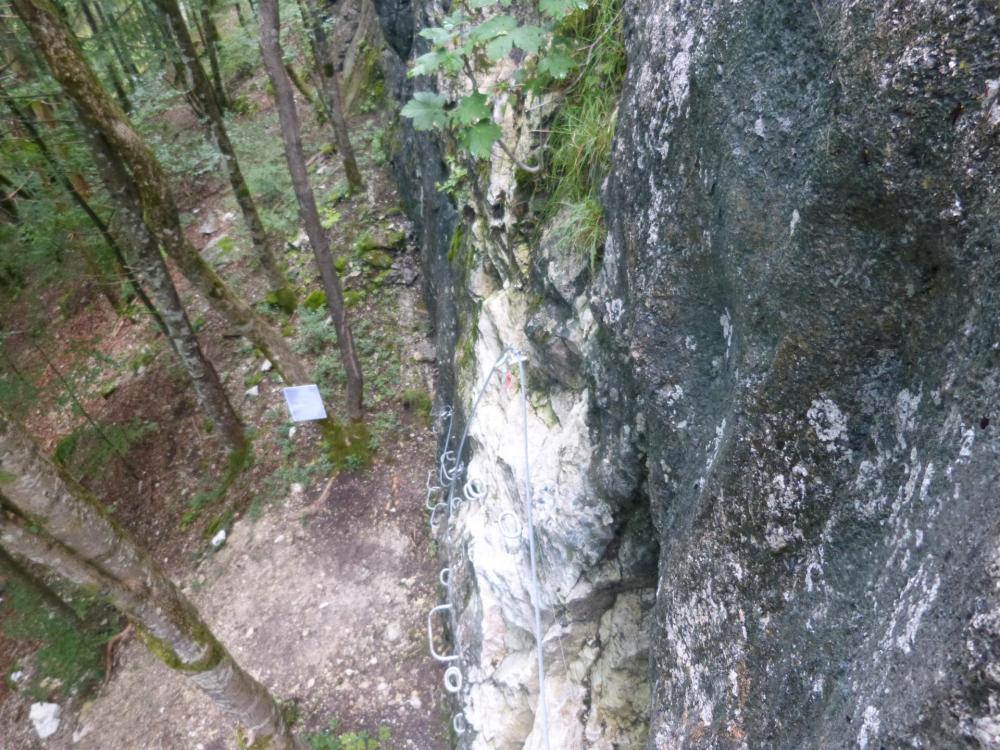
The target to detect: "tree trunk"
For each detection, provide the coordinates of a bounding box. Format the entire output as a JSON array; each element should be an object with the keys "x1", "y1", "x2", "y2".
[
  {"x1": 0, "y1": 413, "x2": 307, "y2": 750},
  {"x1": 258, "y1": 0, "x2": 364, "y2": 419},
  {"x1": 84, "y1": 126, "x2": 248, "y2": 452},
  {"x1": 155, "y1": 0, "x2": 291, "y2": 301},
  {"x1": 198, "y1": 0, "x2": 228, "y2": 109},
  {"x1": 2, "y1": 95, "x2": 167, "y2": 333},
  {"x1": 92, "y1": 0, "x2": 140, "y2": 79},
  {"x1": 11, "y1": 0, "x2": 308, "y2": 385},
  {"x1": 282, "y1": 60, "x2": 326, "y2": 125},
  {"x1": 300, "y1": 0, "x2": 363, "y2": 192}
]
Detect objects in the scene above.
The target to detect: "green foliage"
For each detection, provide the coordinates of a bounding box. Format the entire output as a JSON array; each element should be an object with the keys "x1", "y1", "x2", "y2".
[
  {"x1": 307, "y1": 719, "x2": 392, "y2": 750},
  {"x1": 303, "y1": 290, "x2": 328, "y2": 312},
  {"x1": 400, "y1": 388, "x2": 433, "y2": 427},
  {"x1": 551, "y1": 196, "x2": 605, "y2": 271},
  {"x1": 543, "y1": 0, "x2": 625, "y2": 208},
  {"x1": 53, "y1": 419, "x2": 158, "y2": 482},
  {"x1": 1, "y1": 579, "x2": 118, "y2": 700},
  {"x1": 265, "y1": 286, "x2": 298, "y2": 314},
  {"x1": 297, "y1": 306, "x2": 337, "y2": 355},
  {"x1": 401, "y1": 1, "x2": 591, "y2": 160}
]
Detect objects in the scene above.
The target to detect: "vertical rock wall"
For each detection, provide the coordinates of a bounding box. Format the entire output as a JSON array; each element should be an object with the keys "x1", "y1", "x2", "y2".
[
  {"x1": 606, "y1": 1, "x2": 999, "y2": 747},
  {"x1": 375, "y1": 1, "x2": 657, "y2": 747},
  {"x1": 374, "y1": 0, "x2": 1000, "y2": 748}
]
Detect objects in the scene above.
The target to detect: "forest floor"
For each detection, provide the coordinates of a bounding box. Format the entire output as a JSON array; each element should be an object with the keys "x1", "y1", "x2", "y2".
[{"x1": 0, "y1": 24, "x2": 452, "y2": 750}]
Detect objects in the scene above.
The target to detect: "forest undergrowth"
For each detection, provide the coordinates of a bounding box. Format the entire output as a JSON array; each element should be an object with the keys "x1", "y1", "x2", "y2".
[{"x1": 0, "y1": 1, "x2": 447, "y2": 747}]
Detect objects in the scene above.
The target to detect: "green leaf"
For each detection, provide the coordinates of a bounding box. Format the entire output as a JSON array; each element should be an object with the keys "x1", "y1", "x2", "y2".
[
  {"x1": 441, "y1": 11, "x2": 467, "y2": 30},
  {"x1": 485, "y1": 34, "x2": 514, "y2": 60},
  {"x1": 409, "y1": 49, "x2": 463, "y2": 77},
  {"x1": 451, "y1": 93, "x2": 491, "y2": 126},
  {"x1": 538, "y1": 48, "x2": 576, "y2": 78},
  {"x1": 418, "y1": 26, "x2": 452, "y2": 45},
  {"x1": 409, "y1": 50, "x2": 446, "y2": 76},
  {"x1": 469, "y1": 0, "x2": 498, "y2": 7},
  {"x1": 401, "y1": 92, "x2": 448, "y2": 131},
  {"x1": 510, "y1": 24, "x2": 545, "y2": 54},
  {"x1": 461, "y1": 120, "x2": 502, "y2": 159},
  {"x1": 468, "y1": 14, "x2": 517, "y2": 43},
  {"x1": 539, "y1": 0, "x2": 588, "y2": 19}
]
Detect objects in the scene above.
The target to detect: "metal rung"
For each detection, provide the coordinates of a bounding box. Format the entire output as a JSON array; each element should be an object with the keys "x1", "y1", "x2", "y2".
[{"x1": 427, "y1": 604, "x2": 460, "y2": 663}]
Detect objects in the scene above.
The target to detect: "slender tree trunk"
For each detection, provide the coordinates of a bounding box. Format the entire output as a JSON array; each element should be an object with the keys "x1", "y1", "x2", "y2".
[
  {"x1": 155, "y1": 0, "x2": 291, "y2": 301},
  {"x1": 86, "y1": 127, "x2": 248, "y2": 451},
  {"x1": 92, "y1": 0, "x2": 140, "y2": 79},
  {"x1": 12, "y1": 0, "x2": 307, "y2": 385},
  {"x1": 233, "y1": 1, "x2": 246, "y2": 28},
  {"x1": 0, "y1": 414, "x2": 307, "y2": 750},
  {"x1": 0, "y1": 172, "x2": 20, "y2": 222},
  {"x1": 258, "y1": 0, "x2": 364, "y2": 419},
  {"x1": 300, "y1": 0, "x2": 363, "y2": 192},
  {"x1": 198, "y1": 0, "x2": 227, "y2": 109},
  {"x1": 282, "y1": 60, "x2": 326, "y2": 124},
  {"x1": 2, "y1": 96, "x2": 167, "y2": 333},
  {"x1": 78, "y1": 0, "x2": 135, "y2": 108}
]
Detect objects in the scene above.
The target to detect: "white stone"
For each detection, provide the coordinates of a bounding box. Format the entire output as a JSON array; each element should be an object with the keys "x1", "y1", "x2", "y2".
[
  {"x1": 245, "y1": 385, "x2": 259, "y2": 398},
  {"x1": 260, "y1": 360, "x2": 273, "y2": 373},
  {"x1": 29, "y1": 702, "x2": 61, "y2": 739},
  {"x1": 210, "y1": 529, "x2": 227, "y2": 548}
]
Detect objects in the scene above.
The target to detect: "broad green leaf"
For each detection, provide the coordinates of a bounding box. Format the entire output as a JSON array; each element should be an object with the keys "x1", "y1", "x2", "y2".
[
  {"x1": 461, "y1": 120, "x2": 502, "y2": 159},
  {"x1": 409, "y1": 49, "x2": 463, "y2": 77},
  {"x1": 410, "y1": 50, "x2": 447, "y2": 76},
  {"x1": 538, "y1": 48, "x2": 576, "y2": 78},
  {"x1": 401, "y1": 92, "x2": 448, "y2": 130},
  {"x1": 418, "y1": 26, "x2": 452, "y2": 45},
  {"x1": 441, "y1": 10, "x2": 467, "y2": 30},
  {"x1": 485, "y1": 34, "x2": 514, "y2": 60},
  {"x1": 539, "y1": 0, "x2": 588, "y2": 19},
  {"x1": 469, "y1": 0, "x2": 498, "y2": 7},
  {"x1": 451, "y1": 93, "x2": 491, "y2": 126},
  {"x1": 510, "y1": 25, "x2": 545, "y2": 54},
  {"x1": 468, "y1": 14, "x2": 517, "y2": 43}
]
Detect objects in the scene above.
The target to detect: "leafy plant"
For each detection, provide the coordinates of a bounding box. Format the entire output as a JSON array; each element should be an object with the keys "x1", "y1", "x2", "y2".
[
  {"x1": 307, "y1": 719, "x2": 392, "y2": 750},
  {"x1": 400, "y1": 0, "x2": 588, "y2": 159},
  {"x1": 1, "y1": 579, "x2": 119, "y2": 700}
]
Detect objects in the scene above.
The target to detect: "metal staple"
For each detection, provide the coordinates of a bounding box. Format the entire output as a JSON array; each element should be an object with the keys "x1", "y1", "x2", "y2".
[{"x1": 426, "y1": 348, "x2": 550, "y2": 749}]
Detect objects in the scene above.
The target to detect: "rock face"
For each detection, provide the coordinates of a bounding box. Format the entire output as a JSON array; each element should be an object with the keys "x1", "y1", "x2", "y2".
[
  {"x1": 375, "y1": 0, "x2": 1000, "y2": 748},
  {"x1": 607, "y1": 2, "x2": 999, "y2": 747}
]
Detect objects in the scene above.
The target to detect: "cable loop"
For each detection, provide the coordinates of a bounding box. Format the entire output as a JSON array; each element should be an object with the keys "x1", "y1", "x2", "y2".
[
  {"x1": 463, "y1": 477, "x2": 487, "y2": 503},
  {"x1": 444, "y1": 666, "x2": 463, "y2": 693},
  {"x1": 499, "y1": 511, "x2": 522, "y2": 539}
]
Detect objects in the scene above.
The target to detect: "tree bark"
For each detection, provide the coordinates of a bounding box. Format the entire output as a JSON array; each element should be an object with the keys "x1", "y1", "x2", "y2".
[
  {"x1": 2, "y1": 95, "x2": 165, "y2": 329},
  {"x1": 258, "y1": 0, "x2": 364, "y2": 419},
  {"x1": 11, "y1": 0, "x2": 308, "y2": 385},
  {"x1": 155, "y1": 0, "x2": 291, "y2": 300},
  {"x1": 282, "y1": 60, "x2": 326, "y2": 125},
  {"x1": 198, "y1": 0, "x2": 228, "y2": 109},
  {"x1": 92, "y1": 0, "x2": 140, "y2": 79},
  {"x1": 0, "y1": 413, "x2": 307, "y2": 750},
  {"x1": 77, "y1": 0, "x2": 134, "y2": 110},
  {"x1": 299, "y1": 0, "x2": 363, "y2": 193},
  {"x1": 85, "y1": 125, "x2": 248, "y2": 452}
]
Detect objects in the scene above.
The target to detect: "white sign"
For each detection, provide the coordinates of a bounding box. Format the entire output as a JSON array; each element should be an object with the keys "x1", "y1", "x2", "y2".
[{"x1": 282, "y1": 384, "x2": 328, "y2": 422}]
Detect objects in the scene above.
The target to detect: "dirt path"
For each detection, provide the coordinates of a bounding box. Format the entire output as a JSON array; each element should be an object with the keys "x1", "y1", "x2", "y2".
[{"x1": 47, "y1": 422, "x2": 448, "y2": 749}]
